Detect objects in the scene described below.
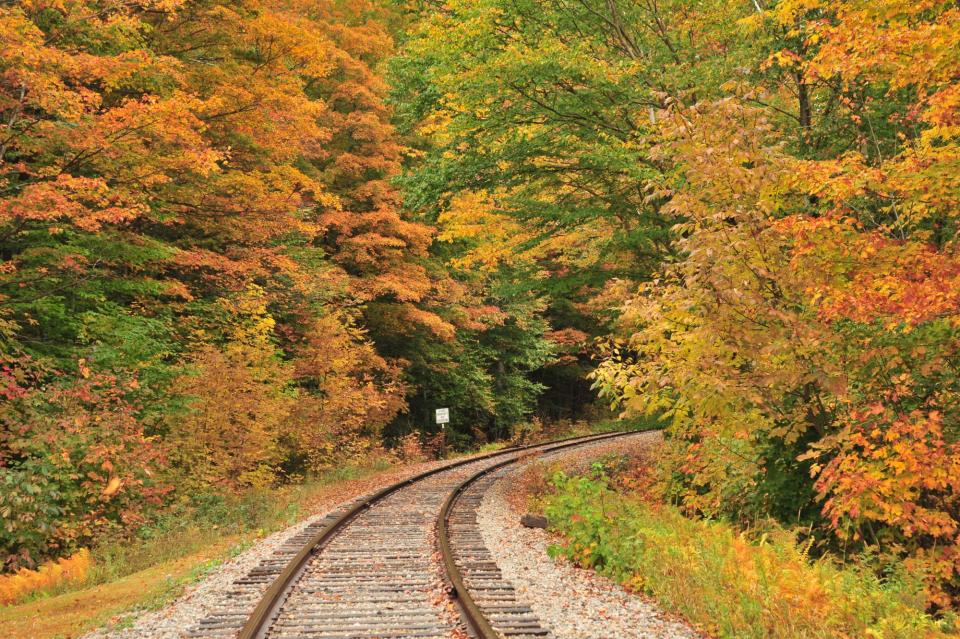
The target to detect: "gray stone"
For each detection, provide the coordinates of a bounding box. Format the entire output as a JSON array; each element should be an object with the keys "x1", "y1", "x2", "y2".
[{"x1": 520, "y1": 513, "x2": 548, "y2": 528}]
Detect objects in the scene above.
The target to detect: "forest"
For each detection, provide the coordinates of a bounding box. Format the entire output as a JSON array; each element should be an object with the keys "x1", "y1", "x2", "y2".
[{"x1": 1, "y1": 0, "x2": 958, "y2": 630}]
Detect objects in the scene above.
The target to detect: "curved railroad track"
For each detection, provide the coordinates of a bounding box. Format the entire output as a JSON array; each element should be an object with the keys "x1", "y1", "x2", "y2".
[{"x1": 187, "y1": 430, "x2": 637, "y2": 639}]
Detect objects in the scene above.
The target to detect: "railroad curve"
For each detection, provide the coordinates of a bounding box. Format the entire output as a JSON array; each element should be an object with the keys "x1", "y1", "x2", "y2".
[{"x1": 187, "y1": 431, "x2": 640, "y2": 639}]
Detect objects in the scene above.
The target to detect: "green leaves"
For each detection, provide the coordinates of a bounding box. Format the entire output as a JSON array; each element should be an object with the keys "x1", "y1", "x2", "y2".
[{"x1": 392, "y1": 0, "x2": 678, "y2": 291}]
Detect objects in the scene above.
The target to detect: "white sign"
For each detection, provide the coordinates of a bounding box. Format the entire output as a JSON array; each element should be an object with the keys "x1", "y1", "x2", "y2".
[{"x1": 435, "y1": 407, "x2": 450, "y2": 424}]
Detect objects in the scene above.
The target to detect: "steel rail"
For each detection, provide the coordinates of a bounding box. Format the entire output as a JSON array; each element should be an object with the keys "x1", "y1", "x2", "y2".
[
  {"x1": 437, "y1": 429, "x2": 635, "y2": 639},
  {"x1": 237, "y1": 430, "x2": 627, "y2": 639}
]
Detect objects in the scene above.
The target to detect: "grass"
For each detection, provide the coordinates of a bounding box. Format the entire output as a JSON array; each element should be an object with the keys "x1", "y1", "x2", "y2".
[
  {"x1": 76, "y1": 458, "x2": 389, "y2": 595},
  {"x1": 543, "y1": 469, "x2": 957, "y2": 639},
  {"x1": 1, "y1": 539, "x2": 240, "y2": 639}
]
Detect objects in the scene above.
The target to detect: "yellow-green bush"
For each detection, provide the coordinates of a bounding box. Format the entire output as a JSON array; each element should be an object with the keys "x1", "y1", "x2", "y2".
[{"x1": 545, "y1": 473, "x2": 955, "y2": 639}]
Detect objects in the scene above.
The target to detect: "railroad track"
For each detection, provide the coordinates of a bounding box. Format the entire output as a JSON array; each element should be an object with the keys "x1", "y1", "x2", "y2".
[{"x1": 188, "y1": 431, "x2": 636, "y2": 639}]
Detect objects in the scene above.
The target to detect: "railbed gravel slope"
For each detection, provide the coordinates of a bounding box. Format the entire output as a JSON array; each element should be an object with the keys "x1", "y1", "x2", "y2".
[{"x1": 477, "y1": 431, "x2": 702, "y2": 639}]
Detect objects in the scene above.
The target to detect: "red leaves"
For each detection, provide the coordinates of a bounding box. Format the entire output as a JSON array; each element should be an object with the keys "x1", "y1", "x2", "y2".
[
  {"x1": 814, "y1": 408, "x2": 960, "y2": 537},
  {"x1": 778, "y1": 202, "x2": 960, "y2": 329}
]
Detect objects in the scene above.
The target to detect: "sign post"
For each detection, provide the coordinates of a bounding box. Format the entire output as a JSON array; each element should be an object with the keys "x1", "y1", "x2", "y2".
[{"x1": 435, "y1": 408, "x2": 449, "y2": 456}]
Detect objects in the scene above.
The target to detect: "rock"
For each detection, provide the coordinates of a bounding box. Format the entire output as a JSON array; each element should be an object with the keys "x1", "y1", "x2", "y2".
[{"x1": 520, "y1": 513, "x2": 548, "y2": 529}]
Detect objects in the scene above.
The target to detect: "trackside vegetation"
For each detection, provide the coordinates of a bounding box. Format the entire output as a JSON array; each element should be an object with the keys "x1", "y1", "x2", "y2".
[
  {"x1": 393, "y1": 0, "x2": 960, "y2": 616},
  {"x1": 545, "y1": 467, "x2": 955, "y2": 639}
]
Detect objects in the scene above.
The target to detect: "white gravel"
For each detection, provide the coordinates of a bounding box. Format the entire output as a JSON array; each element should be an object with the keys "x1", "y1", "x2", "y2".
[{"x1": 477, "y1": 433, "x2": 703, "y2": 639}]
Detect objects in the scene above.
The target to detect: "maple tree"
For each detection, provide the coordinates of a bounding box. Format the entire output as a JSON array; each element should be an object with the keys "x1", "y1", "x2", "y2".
[{"x1": 585, "y1": 0, "x2": 960, "y2": 609}]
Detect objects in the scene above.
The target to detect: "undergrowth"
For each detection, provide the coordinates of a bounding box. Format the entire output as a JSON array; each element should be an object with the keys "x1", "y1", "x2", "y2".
[
  {"x1": 4, "y1": 458, "x2": 394, "y2": 605},
  {"x1": 0, "y1": 550, "x2": 91, "y2": 605},
  {"x1": 3, "y1": 419, "x2": 636, "y2": 608},
  {"x1": 545, "y1": 467, "x2": 956, "y2": 639},
  {"x1": 2, "y1": 420, "x2": 609, "y2": 606}
]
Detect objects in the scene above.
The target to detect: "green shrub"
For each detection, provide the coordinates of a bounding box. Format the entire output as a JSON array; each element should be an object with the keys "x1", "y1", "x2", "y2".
[
  {"x1": 545, "y1": 473, "x2": 954, "y2": 639},
  {"x1": 0, "y1": 375, "x2": 167, "y2": 571}
]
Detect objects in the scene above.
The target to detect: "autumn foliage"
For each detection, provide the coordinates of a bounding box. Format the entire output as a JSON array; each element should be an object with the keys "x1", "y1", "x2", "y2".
[
  {"x1": 585, "y1": 0, "x2": 960, "y2": 610},
  {"x1": 0, "y1": 0, "x2": 425, "y2": 570},
  {"x1": 0, "y1": 0, "x2": 563, "y2": 574},
  {"x1": 3, "y1": 0, "x2": 959, "y2": 621},
  {"x1": 398, "y1": 0, "x2": 960, "y2": 616}
]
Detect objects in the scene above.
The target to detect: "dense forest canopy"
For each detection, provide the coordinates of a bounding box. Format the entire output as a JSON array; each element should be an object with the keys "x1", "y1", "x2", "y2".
[{"x1": 2, "y1": 0, "x2": 959, "y2": 615}]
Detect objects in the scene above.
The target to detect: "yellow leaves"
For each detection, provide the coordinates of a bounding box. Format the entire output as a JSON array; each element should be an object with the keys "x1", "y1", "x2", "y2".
[
  {"x1": 417, "y1": 109, "x2": 455, "y2": 140},
  {"x1": 0, "y1": 0, "x2": 454, "y2": 575},
  {"x1": 0, "y1": 549, "x2": 91, "y2": 605},
  {"x1": 599, "y1": 91, "x2": 960, "y2": 583},
  {"x1": 923, "y1": 81, "x2": 960, "y2": 131},
  {"x1": 217, "y1": 285, "x2": 276, "y2": 350},
  {"x1": 0, "y1": 7, "x2": 45, "y2": 59},
  {"x1": 243, "y1": 9, "x2": 336, "y2": 80},
  {"x1": 170, "y1": 340, "x2": 289, "y2": 490},
  {"x1": 763, "y1": 49, "x2": 804, "y2": 71},
  {"x1": 285, "y1": 311, "x2": 407, "y2": 473},
  {"x1": 804, "y1": 0, "x2": 959, "y2": 97},
  {"x1": 101, "y1": 476, "x2": 122, "y2": 497},
  {"x1": 437, "y1": 188, "x2": 615, "y2": 275},
  {"x1": 438, "y1": 190, "x2": 532, "y2": 272},
  {"x1": 766, "y1": 0, "x2": 827, "y2": 27},
  {"x1": 138, "y1": 0, "x2": 189, "y2": 10}
]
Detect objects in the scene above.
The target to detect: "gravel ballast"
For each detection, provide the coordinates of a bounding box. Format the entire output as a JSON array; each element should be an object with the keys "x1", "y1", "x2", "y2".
[
  {"x1": 477, "y1": 431, "x2": 702, "y2": 639},
  {"x1": 81, "y1": 456, "x2": 464, "y2": 639},
  {"x1": 82, "y1": 432, "x2": 698, "y2": 639}
]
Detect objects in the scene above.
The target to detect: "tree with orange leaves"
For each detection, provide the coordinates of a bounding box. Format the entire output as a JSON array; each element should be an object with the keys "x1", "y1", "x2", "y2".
[
  {"x1": 0, "y1": 0, "x2": 454, "y2": 568},
  {"x1": 590, "y1": 0, "x2": 960, "y2": 608}
]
